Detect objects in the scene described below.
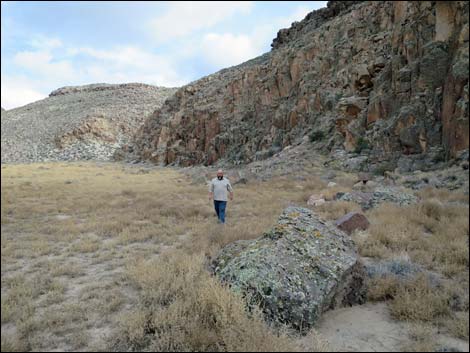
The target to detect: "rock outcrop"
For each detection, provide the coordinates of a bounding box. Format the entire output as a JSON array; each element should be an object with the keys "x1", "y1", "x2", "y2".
[
  {"x1": 1, "y1": 83, "x2": 177, "y2": 163},
  {"x1": 212, "y1": 206, "x2": 366, "y2": 330},
  {"x1": 336, "y1": 186, "x2": 419, "y2": 210},
  {"x1": 133, "y1": 1, "x2": 469, "y2": 173}
]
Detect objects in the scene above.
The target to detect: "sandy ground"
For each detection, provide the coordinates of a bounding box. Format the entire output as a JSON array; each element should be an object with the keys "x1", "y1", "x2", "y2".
[{"x1": 310, "y1": 302, "x2": 469, "y2": 352}]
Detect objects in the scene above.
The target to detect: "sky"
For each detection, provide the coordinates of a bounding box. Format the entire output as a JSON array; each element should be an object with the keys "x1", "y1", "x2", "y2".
[{"x1": 1, "y1": 1, "x2": 327, "y2": 109}]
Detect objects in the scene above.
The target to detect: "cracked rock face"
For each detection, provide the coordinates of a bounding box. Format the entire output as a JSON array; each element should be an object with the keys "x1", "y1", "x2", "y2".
[
  {"x1": 1, "y1": 83, "x2": 177, "y2": 163},
  {"x1": 212, "y1": 206, "x2": 366, "y2": 330},
  {"x1": 133, "y1": 1, "x2": 468, "y2": 171}
]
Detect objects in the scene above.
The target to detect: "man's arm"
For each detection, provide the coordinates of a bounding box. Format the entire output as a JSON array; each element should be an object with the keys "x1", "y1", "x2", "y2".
[{"x1": 227, "y1": 181, "x2": 234, "y2": 201}]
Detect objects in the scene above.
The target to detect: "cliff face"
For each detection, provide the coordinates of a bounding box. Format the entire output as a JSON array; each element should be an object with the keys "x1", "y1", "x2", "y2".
[{"x1": 133, "y1": 1, "x2": 469, "y2": 172}]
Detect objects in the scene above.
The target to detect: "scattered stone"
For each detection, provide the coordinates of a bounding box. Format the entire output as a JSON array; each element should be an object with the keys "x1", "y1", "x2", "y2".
[
  {"x1": 55, "y1": 214, "x2": 72, "y2": 220},
  {"x1": 307, "y1": 194, "x2": 326, "y2": 206},
  {"x1": 327, "y1": 181, "x2": 337, "y2": 188},
  {"x1": 212, "y1": 206, "x2": 366, "y2": 330},
  {"x1": 335, "y1": 212, "x2": 370, "y2": 235},
  {"x1": 336, "y1": 186, "x2": 419, "y2": 210},
  {"x1": 323, "y1": 171, "x2": 337, "y2": 181}
]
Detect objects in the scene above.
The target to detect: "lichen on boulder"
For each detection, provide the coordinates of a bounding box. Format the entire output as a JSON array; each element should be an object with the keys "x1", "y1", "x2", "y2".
[{"x1": 212, "y1": 206, "x2": 366, "y2": 331}]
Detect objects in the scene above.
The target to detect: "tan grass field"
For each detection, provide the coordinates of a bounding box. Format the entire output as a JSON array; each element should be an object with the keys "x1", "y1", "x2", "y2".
[{"x1": 1, "y1": 162, "x2": 468, "y2": 351}]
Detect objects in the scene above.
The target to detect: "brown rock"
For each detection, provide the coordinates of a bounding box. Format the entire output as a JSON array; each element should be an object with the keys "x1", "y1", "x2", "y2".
[{"x1": 335, "y1": 212, "x2": 370, "y2": 235}]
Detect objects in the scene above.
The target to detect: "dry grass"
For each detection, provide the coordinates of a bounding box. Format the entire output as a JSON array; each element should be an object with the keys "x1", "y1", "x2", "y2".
[
  {"x1": 358, "y1": 187, "x2": 469, "y2": 344},
  {"x1": 402, "y1": 324, "x2": 439, "y2": 352},
  {"x1": 2, "y1": 161, "x2": 468, "y2": 350},
  {"x1": 358, "y1": 200, "x2": 469, "y2": 276},
  {"x1": 1, "y1": 161, "x2": 331, "y2": 352},
  {"x1": 389, "y1": 275, "x2": 451, "y2": 322},
  {"x1": 314, "y1": 201, "x2": 361, "y2": 220},
  {"x1": 112, "y1": 251, "x2": 303, "y2": 352}
]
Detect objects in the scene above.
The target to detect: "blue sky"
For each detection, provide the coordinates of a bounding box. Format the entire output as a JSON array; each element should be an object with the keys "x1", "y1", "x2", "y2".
[{"x1": 1, "y1": 1, "x2": 327, "y2": 109}]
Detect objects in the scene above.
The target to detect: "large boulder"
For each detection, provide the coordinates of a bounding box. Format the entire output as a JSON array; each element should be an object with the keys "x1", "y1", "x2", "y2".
[{"x1": 212, "y1": 206, "x2": 366, "y2": 330}]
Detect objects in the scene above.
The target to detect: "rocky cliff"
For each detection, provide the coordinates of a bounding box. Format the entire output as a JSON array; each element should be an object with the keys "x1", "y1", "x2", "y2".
[
  {"x1": 133, "y1": 1, "x2": 469, "y2": 173},
  {"x1": 1, "y1": 83, "x2": 177, "y2": 163}
]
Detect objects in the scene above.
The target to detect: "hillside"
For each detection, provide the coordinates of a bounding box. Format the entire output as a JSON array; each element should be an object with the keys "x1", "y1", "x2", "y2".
[
  {"x1": 1, "y1": 83, "x2": 177, "y2": 163},
  {"x1": 132, "y1": 1, "x2": 469, "y2": 174}
]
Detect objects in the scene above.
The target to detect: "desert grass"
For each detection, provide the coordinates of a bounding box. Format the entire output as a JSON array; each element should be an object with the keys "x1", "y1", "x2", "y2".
[
  {"x1": 112, "y1": 251, "x2": 302, "y2": 352},
  {"x1": 402, "y1": 324, "x2": 439, "y2": 352},
  {"x1": 1, "y1": 161, "x2": 330, "y2": 352},
  {"x1": 2, "y1": 161, "x2": 468, "y2": 351},
  {"x1": 358, "y1": 187, "x2": 469, "y2": 345}
]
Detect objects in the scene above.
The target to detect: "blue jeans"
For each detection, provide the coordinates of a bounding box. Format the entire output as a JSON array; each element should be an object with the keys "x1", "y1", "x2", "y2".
[{"x1": 214, "y1": 200, "x2": 227, "y2": 223}]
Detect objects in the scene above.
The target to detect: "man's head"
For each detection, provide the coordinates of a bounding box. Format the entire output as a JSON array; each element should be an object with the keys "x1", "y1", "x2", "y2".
[{"x1": 217, "y1": 169, "x2": 223, "y2": 180}]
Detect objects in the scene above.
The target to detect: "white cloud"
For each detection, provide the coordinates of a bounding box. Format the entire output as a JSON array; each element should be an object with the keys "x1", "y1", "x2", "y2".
[
  {"x1": 201, "y1": 32, "x2": 259, "y2": 67},
  {"x1": 196, "y1": 4, "x2": 317, "y2": 69},
  {"x1": 13, "y1": 50, "x2": 77, "y2": 82},
  {"x1": 1, "y1": 3, "x2": 326, "y2": 109},
  {"x1": 3, "y1": 44, "x2": 189, "y2": 108},
  {"x1": 1, "y1": 76, "x2": 47, "y2": 109},
  {"x1": 29, "y1": 35, "x2": 63, "y2": 50},
  {"x1": 73, "y1": 46, "x2": 188, "y2": 87},
  {"x1": 149, "y1": 1, "x2": 253, "y2": 43}
]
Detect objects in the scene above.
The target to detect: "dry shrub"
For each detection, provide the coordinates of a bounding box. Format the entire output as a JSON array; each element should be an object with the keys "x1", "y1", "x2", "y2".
[
  {"x1": 402, "y1": 324, "x2": 439, "y2": 352},
  {"x1": 389, "y1": 275, "x2": 450, "y2": 322},
  {"x1": 115, "y1": 251, "x2": 303, "y2": 352},
  {"x1": 354, "y1": 235, "x2": 388, "y2": 259},
  {"x1": 1, "y1": 334, "x2": 30, "y2": 352},
  {"x1": 367, "y1": 276, "x2": 401, "y2": 301},
  {"x1": 418, "y1": 186, "x2": 469, "y2": 204},
  {"x1": 365, "y1": 202, "x2": 469, "y2": 275},
  {"x1": 300, "y1": 177, "x2": 328, "y2": 202},
  {"x1": 443, "y1": 311, "x2": 469, "y2": 340},
  {"x1": 314, "y1": 201, "x2": 361, "y2": 221},
  {"x1": 70, "y1": 235, "x2": 100, "y2": 253},
  {"x1": 121, "y1": 189, "x2": 137, "y2": 198},
  {"x1": 334, "y1": 173, "x2": 358, "y2": 187}
]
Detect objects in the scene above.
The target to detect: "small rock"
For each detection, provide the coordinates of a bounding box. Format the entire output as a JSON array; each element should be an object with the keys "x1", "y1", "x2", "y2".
[
  {"x1": 357, "y1": 172, "x2": 370, "y2": 183},
  {"x1": 307, "y1": 194, "x2": 326, "y2": 206},
  {"x1": 327, "y1": 181, "x2": 337, "y2": 188},
  {"x1": 335, "y1": 212, "x2": 370, "y2": 235},
  {"x1": 55, "y1": 214, "x2": 72, "y2": 220}
]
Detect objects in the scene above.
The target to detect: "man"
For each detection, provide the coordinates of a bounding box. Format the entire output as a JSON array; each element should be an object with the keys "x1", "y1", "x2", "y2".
[{"x1": 208, "y1": 169, "x2": 233, "y2": 224}]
